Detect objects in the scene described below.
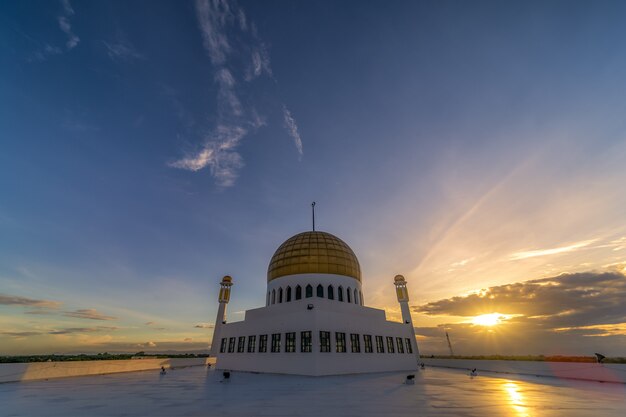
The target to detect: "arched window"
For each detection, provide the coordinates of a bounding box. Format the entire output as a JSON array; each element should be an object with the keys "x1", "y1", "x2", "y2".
[
  {"x1": 306, "y1": 284, "x2": 313, "y2": 298},
  {"x1": 296, "y1": 285, "x2": 302, "y2": 300},
  {"x1": 316, "y1": 284, "x2": 324, "y2": 298},
  {"x1": 338, "y1": 286, "x2": 344, "y2": 302},
  {"x1": 360, "y1": 290, "x2": 364, "y2": 305},
  {"x1": 279, "y1": 287, "x2": 283, "y2": 303},
  {"x1": 327, "y1": 285, "x2": 334, "y2": 300},
  {"x1": 347, "y1": 287, "x2": 352, "y2": 303},
  {"x1": 354, "y1": 289, "x2": 359, "y2": 305},
  {"x1": 286, "y1": 286, "x2": 292, "y2": 302},
  {"x1": 271, "y1": 289, "x2": 276, "y2": 304}
]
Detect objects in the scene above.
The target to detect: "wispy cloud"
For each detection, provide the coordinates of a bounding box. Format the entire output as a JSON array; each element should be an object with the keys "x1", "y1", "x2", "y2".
[
  {"x1": 170, "y1": 0, "x2": 302, "y2": 187},
  {"x1": 103, "y1": 40, "x2": 144, "y2": 61},
  {"x1": 169, "y1": 125, "x2": 246, "y2": 187},
  {"x1": 282, "y1": 105, "x2": 303, "y2": 157},
  {"x1": 245, "y1": 44, "x2": 272, "y2": 81},
  {"x1": 62, "y1": 309, "x2": 118, "y2": 321},
  {"x1": 22, "y1": 0, "x2": 78, "y2": 62},
  {"x1": 0, "y1": 293, "x2": 61, "y2": 309},
  {"x1": 510, "y1": 239, "x2": 597, "y2": 260},
  {"x1": 194, "y1": 323, "x2": 214, "y2": 329},
  {"x1": 58, "y1": 0, "x2": 79, "y2": 50},
  {"x1": 28, "y1": 44, "x2": 63, "y2": 62},
  {"x1": 215, "y1": 68, "x2": 242, "y2": 116}
]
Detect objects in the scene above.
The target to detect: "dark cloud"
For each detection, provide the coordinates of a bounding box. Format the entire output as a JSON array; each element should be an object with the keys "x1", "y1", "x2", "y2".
[
  {"x1": 2, "y1": 331, "x2": 42, "y2": 337},
  {"x1": 412, "y1": 271, "x2": 626, "y2": 356},
  {"x1": 0, "y1": 293, "x2": 61, "y2": 309},
  {"x1": 48, "y1": 327, "x2": 97, "y2": 335},
  {"x1": 24, "y1": 309, "x2": 58, "y2": 315},
  {"x1": 2, "y1": 326, "x2": 119, "y2": 337},
  {"x1": 62, "y1": 309, "x2": 117, "y2": 321}
]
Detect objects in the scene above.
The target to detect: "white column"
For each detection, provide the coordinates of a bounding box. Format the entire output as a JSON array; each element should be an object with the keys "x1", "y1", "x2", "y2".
[
  {"x1": 394, "y1": 275, "x2": 421, "y2": 360},
  {"x1": 210, "y1": 276, "x2": 233, "y2": 357}
]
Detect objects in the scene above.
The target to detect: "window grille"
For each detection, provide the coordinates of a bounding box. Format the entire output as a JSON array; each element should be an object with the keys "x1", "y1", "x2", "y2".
[
  {"x1": 364, "y1": 335, "x2": 373, "y2": 353},
  {"x1": 320, "y1": 331, "x2": 331, "y2": 352},
  {"x1": 375, "y1": 336, "x2": 384, "y2": 353},
  {"x1": 286, "y1": 332, "x2": 296, "y2": 353},
  {"x1": 259, "y1": 334, "x2": 268, "y2": 352},
  {"x1": 237, "y1": 336, "x2": 245, "y2": 353},
  {"x1": 271, "y1": 333, "x2": 281, "y2": 353},
  {"x1": 350, "y1": 333, "x2": 361, "y2": 353},
  {"x1": 336, "y1": 332, "x2": 346, "y2": 353},
  {"x1": 301, "y1": 331, "x2": 312, "y2": 352},
  {"x1": 386, "y1": 336, "x2": 395, "y2": 353}
]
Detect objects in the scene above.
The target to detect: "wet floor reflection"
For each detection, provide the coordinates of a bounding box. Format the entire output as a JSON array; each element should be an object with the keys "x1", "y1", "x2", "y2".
[{"x1": 501, "y1": 380, "x2": 531, "y2": 417}]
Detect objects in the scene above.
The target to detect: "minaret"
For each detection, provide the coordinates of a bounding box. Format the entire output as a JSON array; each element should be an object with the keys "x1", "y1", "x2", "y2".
[
  {"x1": 394, "y1": 274, "x2": 420, "y2": 359},
  {"x1": 210, "y1": 275, "x2": 232, "y2": 357}
]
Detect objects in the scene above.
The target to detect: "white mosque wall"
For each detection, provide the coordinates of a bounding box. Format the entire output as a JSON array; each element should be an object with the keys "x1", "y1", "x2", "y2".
[
  {"x1": 265, "y1": 274, "x2": 364, "y2": 306},
  {"x1": 216, "y1": 297, "x2": 419, "y2": 376},
  {"x1": 0, "y1": 357, "x2": 214, "y2": 383}
]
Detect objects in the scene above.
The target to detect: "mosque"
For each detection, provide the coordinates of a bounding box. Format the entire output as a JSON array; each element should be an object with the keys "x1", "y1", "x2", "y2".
[{"x1": 210, "y1": 230, "x2": 420, "y2": 376}]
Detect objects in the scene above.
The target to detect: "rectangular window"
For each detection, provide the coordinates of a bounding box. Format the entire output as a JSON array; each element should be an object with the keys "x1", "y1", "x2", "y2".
[
  {"x1": 375, "y1": 336, "x2": 384, "y2": 353},
  {"x1": 286, "y1": 332, "x2": 296, "y2": 353},
  {"x1": 271, "y1": 333, "x2": 281, "y2": 353},
  {"x1": 405, "y1": 338, "x2": 413, "y2": 354},
  {"x1": 364, "y1": 335, "x2": 373, "y2": 353},
  {"x1": 237, "y1": 336, "x2": 245, "y2": 353},
  {"x1": 320, "y1": 331, "x2": 331, "y2": 352},
  {"x1": 386, "y1": 336, "x2": 395, "y2": 353},
  {"x1": 220, "y1": 338, "x2": 227, "y2": 353},
  {"x1": 247, "y1": 335, "x2": 256, "y2": 353},
  {"x1": 259, "y1": 334, "x2": 268, "y2": 353},
  {"x1": 336, "y1": 332, "x2": 346, "y2": 353},
  {"x1": 228, "y1": 337, "x2": 236, "y2": 353},
  {"x1": 301, "y1": 331, "x2": 312, "y2": 352},
  {"x1": 396, "y1": 337, "x2": 404, "y2": 354},
  {"x1": 350, "y1": 333, "x2": 361, "y2": 353}
]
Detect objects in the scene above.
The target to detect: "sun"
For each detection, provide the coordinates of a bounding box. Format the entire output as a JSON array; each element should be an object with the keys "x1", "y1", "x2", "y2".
[{"x1": 472, "y1": 313, "x2": 503, "y2": 326}]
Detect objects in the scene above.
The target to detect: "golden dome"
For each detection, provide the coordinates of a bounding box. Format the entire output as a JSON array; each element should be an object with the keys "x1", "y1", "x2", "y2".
[{"x1": 267, "y1": 231, "x2": 361, "y2": 282}]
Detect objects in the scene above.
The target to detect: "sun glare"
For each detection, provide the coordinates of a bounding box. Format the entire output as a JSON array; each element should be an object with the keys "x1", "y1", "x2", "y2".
[{"x1": 472, "y1": 313, "x2": 504, "y2": 326}]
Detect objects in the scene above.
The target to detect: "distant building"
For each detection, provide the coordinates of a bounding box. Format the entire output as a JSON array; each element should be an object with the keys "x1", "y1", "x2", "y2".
[{"x1": 210, "y1": 231, "x2": 420, "y2": 376}]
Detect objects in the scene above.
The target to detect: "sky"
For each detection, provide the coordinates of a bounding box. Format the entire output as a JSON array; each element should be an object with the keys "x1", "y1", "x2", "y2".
[{"x1": 1, "y1": 0, "x2": 626, "y2": 356}]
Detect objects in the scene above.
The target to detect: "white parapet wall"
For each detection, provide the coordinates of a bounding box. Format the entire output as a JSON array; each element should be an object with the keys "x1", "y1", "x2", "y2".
[
  {"x1": 422, "y1": 358, "x2": 626, "y2": 384},
  {"x1": 0, "y1": 357, "x2": 215, "y2": 383}
]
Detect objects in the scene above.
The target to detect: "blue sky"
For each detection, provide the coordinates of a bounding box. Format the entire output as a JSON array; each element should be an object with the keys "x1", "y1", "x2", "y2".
[{"x1": 1, "y1": 0, "x2": 626, "y2": 355}]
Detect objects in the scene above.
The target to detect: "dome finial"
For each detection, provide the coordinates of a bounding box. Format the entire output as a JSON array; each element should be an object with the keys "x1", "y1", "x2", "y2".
[{"x1": 311, "y1": 201, "x2": 316, "y2": 231}]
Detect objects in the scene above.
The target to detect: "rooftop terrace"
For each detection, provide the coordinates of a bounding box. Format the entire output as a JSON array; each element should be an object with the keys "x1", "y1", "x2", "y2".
[{"x1": 2, "y1": 365, "x2": 625, "y2": 416}]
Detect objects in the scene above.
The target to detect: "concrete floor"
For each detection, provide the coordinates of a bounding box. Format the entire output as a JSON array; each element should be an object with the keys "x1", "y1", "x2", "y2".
[{"x1": 2, "y1": 365, "x2": 625, "y2": 416}]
